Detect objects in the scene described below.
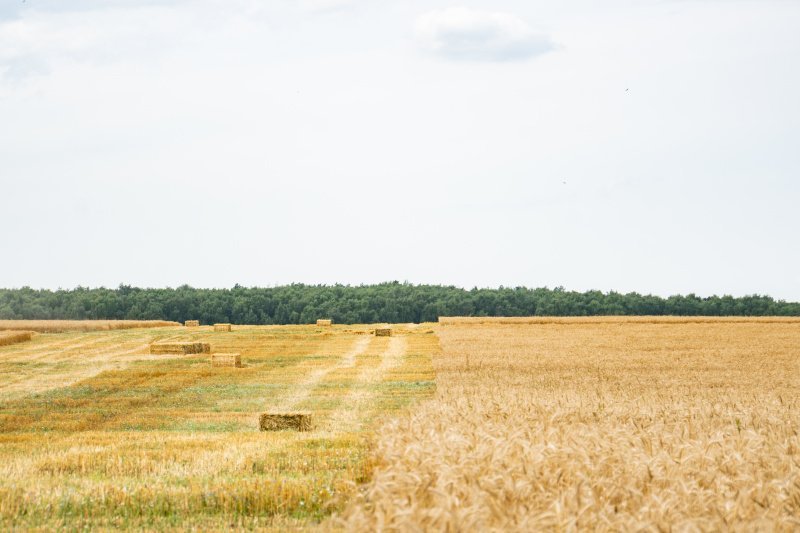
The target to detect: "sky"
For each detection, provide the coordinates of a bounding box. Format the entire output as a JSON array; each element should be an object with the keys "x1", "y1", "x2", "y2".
[{"x1": 1, "y1": 0, "x2": 799, "y2": 300}]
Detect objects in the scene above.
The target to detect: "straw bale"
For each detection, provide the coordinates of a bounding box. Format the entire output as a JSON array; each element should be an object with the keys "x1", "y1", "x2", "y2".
[
  {"x1": 150, "y1": 341, "x2": 209, "y2": 355},
  {"x1": 214, "y1": 323, "x2": 232, "y2": 332},
  {"x1": 211, "y1": 353, "x2": 242, "y2": 367},
  {"x1": 316, "y1": 319, "x2": 332, "y2": 327},
  {"x1": 375, "y1": 327, "x2": 392, "y2": 337},
  {"x1": 259, "y1": 413, "x2": 312, "y2": 431},
  {"x1": 0, "y1": 331, "x2": 34, "y2": 347}
]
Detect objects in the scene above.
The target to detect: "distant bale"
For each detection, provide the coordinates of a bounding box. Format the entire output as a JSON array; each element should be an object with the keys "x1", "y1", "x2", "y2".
[
  {"x1": 259, "y1": 413, "x2": 312, "y2": 432},
  {"x1": 316, "y1": 319, "x2": 332, "y2": 327},
  {"x1": 214, "y1": 323, "x2": 232, "y2": 332},
  {"x1": 211, "y1": 353, "x2": 241, "y2": 367},
  {"x1": 185, "y1": 320, "x2": 200, "y2": 327},
  {"x1": 375, "y1": 328, "x2": 392, "y2": 337},
  {"x1": 0, "y1": 331, "x2": 35, "y2": 347},
  {"x1": 150, "y1": 342, "x2": 210, "y2": 355}
]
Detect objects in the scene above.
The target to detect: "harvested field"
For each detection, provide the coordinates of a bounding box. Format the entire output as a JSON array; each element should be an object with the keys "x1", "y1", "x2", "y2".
[
  {"x1": 0, "y1": 323, "x2": 436, "y2": 530},
  {"x1": 213, "y1": 323, "x2": 232, "y2": 332},
  {"x1": 149, "y1": 341, "x2": 210, "y2": 355},
  {"x1": 259, "y1": 412, "x2": 312, "y2": 431},
  {"x1": 0, "y1": 331, "x2": 34, "y2": 347},
  {"x1": 211, "y1": 353, "x2": 242, "y2": 367},
  {"x1": 0, "y1": 320, "x2": 179, "y2": 333},
  {"x1": 335, "y1": 318, "x2": 800, "y2": 531}
]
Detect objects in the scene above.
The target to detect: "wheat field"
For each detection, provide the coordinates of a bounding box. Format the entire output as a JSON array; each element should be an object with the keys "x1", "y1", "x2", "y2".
[
  {"x1": 0, "y1": 319, "x2": 179, "y2": 333},
  {"x1": 335, "y1": 319, "x2": 800, "y2": 531},
  {"x1": 2, "y1": 319, "x2": 798, "y2": 530}
]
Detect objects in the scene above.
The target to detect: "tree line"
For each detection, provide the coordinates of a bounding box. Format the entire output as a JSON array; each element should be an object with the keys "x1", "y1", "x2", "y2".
[{"x1": 0, "y1": 283, "x2": 798, "y2": 324}]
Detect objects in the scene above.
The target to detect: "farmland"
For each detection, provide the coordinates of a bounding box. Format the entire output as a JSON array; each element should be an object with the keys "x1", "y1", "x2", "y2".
[
  {"x1": 337, "y1": 319, "x2": 800, "y2": 530},
  {"x1": 0, "y1": 323, "x2": 436, "y2": 529},
  {"x1": 1, "y1": 318, "x2": 799, "y2": 530}
]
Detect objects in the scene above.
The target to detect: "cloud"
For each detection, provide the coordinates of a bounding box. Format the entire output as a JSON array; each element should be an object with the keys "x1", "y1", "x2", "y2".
[
  {"x1": 299, "y1": 0, "x2": 359, "y2": 14},
  {"x1": 0, "y1": 11, "x2": 164, "y2": 80},
  {"x1": 415, "y1": 7, "x2": 553, "y2": 62}
]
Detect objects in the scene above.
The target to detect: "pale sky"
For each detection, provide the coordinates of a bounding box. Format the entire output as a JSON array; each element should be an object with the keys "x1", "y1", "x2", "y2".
[{"x1": 1, "y1": 0, "x2": 799, "y2": 300}]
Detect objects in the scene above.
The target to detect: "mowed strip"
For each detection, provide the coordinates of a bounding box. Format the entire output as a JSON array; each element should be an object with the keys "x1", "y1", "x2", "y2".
[
  {"x1": 322, "y1": 336, "x2": 409, "y2": 433},
  {"x1": 269, "y1": 336, "x2": 372, "y2": 413}
]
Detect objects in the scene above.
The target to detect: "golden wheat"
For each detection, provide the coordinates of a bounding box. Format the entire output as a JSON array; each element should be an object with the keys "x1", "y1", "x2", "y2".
[
  {"x1": 0, "y1": 320, "x2": 179, "y2": 333},
  {"x1": 439, "y1": 315, "x2": 800, "y2": 325},
  {"x1": 334, "y1": 319, "x2": 800, "y2": 531}
]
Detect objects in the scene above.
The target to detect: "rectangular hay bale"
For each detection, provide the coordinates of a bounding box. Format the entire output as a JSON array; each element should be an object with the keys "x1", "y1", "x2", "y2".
[
  {"x1": 185, "y1": 320, "x2": 200, "y2": 327},
  {"x1": 0, "y1": 331, "x2": 34, "y2": 347},
  {"x1": 211, "y1": 353, "x2": 241, "y2": 367},
  {"x1": 150, "y1": 341, "x2": 210, "y2": 355},
  {"x1": 316, "y1": 319, "x2": 332, "y2": 327},
  {"x1": 259, "y1": 413, "x2": 312, "y2": 432},
  {"x1": 375, "y1": 327, "x2": 392, "y2": 337},
  {"x1": 214, "y1": 323, "x2": 232, "y2": 332}
]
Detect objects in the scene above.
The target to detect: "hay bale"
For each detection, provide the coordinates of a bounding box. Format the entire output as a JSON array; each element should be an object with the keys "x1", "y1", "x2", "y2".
[
  {"x1": 185, "y1": 320, "x2": 200, "y2": 327},
  {"x1": 150, "y1": 341, "x2": 210, "y2": 355},
  {"x1": 316, "y1": 319, "x2": 332, "y2": 327},
  {"x1": 375, "y1": 327, "x2": 392, "y2": 337},
  {"x1": 214, "y1": 323, "x2": 232, "y2": 332},
  {"x1": 0, "y1": 331, "x2": 34, "y2": 347},
  {"x1": 211, "y1": 353, "x2": 241, "y2": 367},
  {"x1": 259, "y1": 413, "x2": 312, "y2": 432}
]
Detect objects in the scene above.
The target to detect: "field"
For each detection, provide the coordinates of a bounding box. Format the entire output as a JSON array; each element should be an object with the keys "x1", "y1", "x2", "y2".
[
  {"x1": 1, "y1": 318, "x2": 798, "y2": 530},
  {"x1": 337, "y1": 319, "x2": 800, "y2": 530},
  {"x1": 0, "y1": 319, "x2": 179, "y2": 333},
  {"x1": 0, "y1": 323, "x2": 436, "y2": 529}
]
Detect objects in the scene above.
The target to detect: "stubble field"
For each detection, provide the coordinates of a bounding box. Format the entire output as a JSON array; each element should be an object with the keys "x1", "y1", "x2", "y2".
[{"x1": 0, "y1": 323, "x2": 436, "y2": 530}]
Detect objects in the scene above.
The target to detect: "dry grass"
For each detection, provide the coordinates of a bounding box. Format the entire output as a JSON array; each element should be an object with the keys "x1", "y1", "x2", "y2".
[
  {"x1": 334, "y1": 319, "x2": 800, "y2": 531},
  {"x1": 0, "y1": 320, "x2": 179, "y2": 333},
  {"x1": 214, "y1": 323, "x2": 232, "y2": 332},
  {"x1": 317, "y1": 319, "x2": 333, "y2": 327},
  {"x1": 374, "y1": 328, "x2": 392, "y2": 337},
  {"x1": 0, "y1": 324, "x2": 437, "y2": 530},
  {"x1": 0, "y1": 331, "x2": 34, "y2": 347},
  {"x1": 185, "y1": 320, "x2": 200, "y2": 327}
]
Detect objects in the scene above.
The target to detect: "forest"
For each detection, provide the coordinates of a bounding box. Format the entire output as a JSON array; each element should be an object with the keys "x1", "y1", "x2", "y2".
[{"x1": 0, "y1": 283, "x2": 798, "y2": 324}]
